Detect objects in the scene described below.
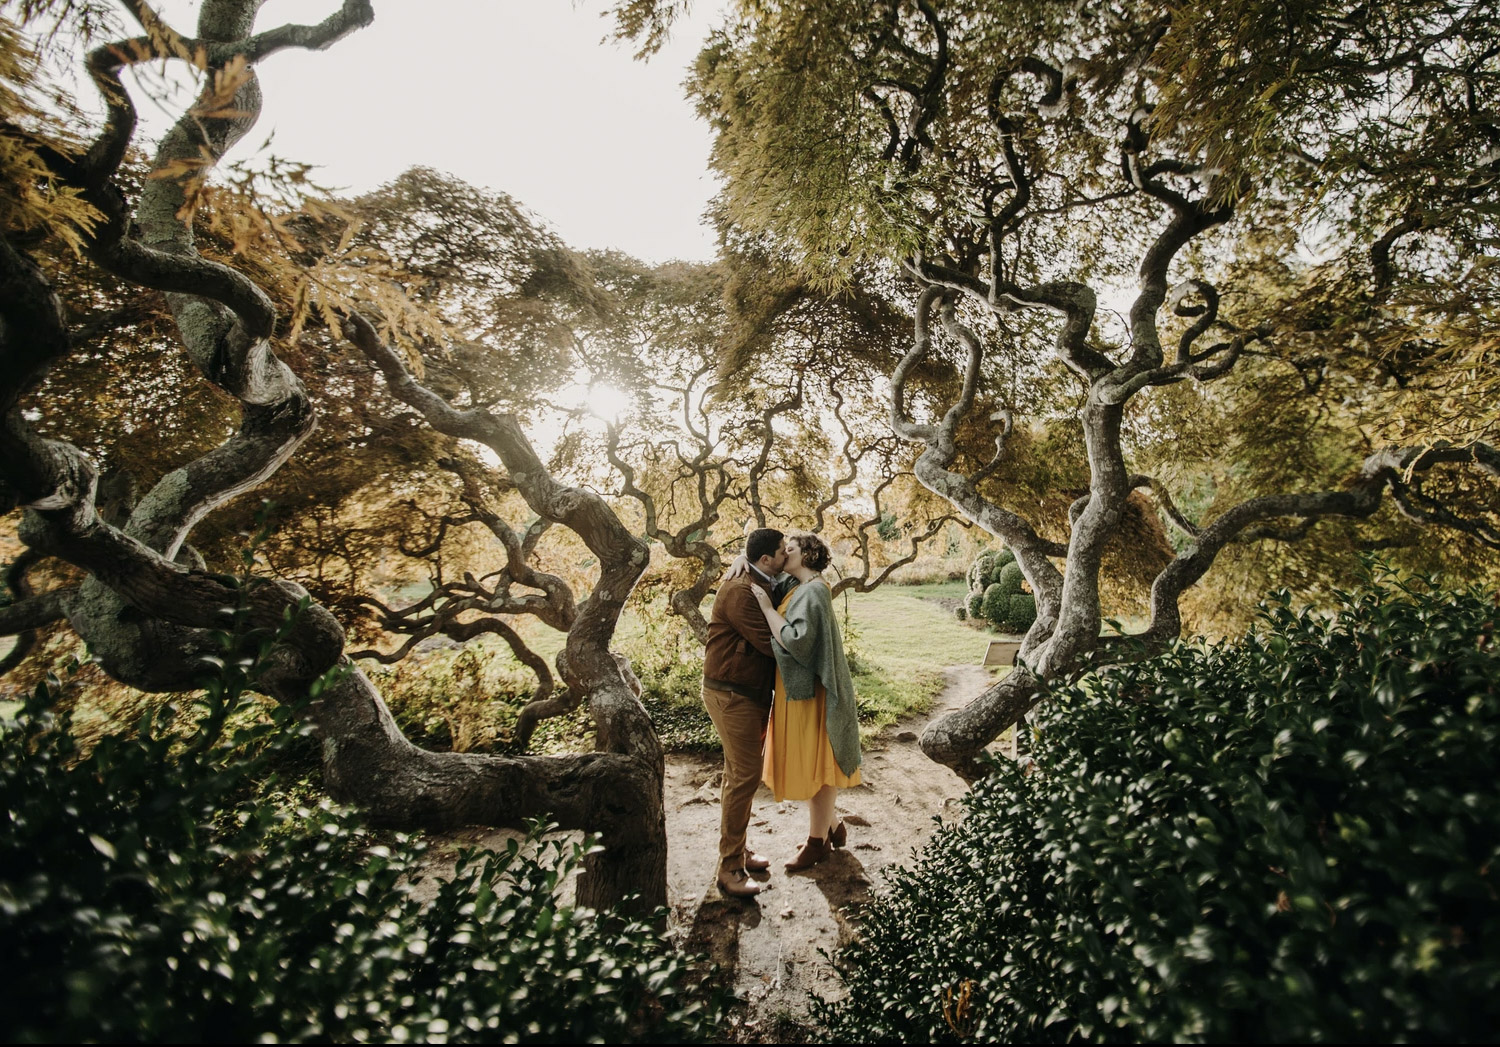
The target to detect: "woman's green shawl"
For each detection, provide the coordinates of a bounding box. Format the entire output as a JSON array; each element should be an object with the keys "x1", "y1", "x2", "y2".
[{"x1": 772, "y1": 578, "x2": 862, "y2": 777}]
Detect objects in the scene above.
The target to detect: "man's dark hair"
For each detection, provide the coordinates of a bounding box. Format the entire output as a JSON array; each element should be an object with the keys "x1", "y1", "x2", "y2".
[{"x1": 745, "y1": 527, "x2": 785, "y2": 563}]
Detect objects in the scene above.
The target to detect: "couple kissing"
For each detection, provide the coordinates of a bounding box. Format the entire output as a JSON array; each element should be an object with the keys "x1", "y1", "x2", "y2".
[{"x1": 701, "y1": 528, "x2": 862, "y2": 899}]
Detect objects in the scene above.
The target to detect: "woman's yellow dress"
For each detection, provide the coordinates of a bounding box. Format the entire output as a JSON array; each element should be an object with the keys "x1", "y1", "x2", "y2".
[{"x1": 762, "y1": 590, "x2": 863, "y2": 801}]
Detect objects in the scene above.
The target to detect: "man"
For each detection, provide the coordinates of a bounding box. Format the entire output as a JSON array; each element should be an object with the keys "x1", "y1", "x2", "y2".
[{"x1": 702, "y1": 527, "x2": 794, "y2": 897}]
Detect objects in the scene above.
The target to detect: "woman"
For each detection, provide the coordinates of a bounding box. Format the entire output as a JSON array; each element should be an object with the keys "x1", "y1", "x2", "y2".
[{"x1": 749, "y1": 532, "x2": 862, "y2": 871}]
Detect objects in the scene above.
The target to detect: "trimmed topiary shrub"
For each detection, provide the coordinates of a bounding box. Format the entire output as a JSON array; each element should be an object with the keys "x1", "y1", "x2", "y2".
[
  {"x1": 967, "y1": 550, "x2": 1000, "y2": 593},
  {"x1": 964, "y1": 548, "x2": 1027, "y2": 630},
  {"x1": 984, "y1": 548, "x2": 1016, "y2": 587},
  {"x1": 966, "y1": 588, "x2": 986, "y2": 620},
  {"x1": 995, "y1": 561, "x2": 1024, "y2": 596},
  {"x1": 980, "y1": 582, "x2": 1009, "y2": 624},
  {"x1": 963, "y1": 550, "x2": 1032, "y2": 632},
  {"x1": 1005, "y1": 593, "x2": 1036, "y2": 632},
  {"x1": 954, "y1": 605, "x2": 967, "y2": 621},
  {"x1": 816, "y1": 579, "x2": 1500, "y2": 1043}
]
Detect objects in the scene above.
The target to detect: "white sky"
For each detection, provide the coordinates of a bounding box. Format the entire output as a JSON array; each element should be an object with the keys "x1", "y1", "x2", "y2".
[{"x1": 128, "y1": 1, "x2": 726, "y2": 263}]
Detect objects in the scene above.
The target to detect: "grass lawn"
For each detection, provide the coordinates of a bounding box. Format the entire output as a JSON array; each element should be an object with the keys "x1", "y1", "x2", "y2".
[{"x1": 836, "y1": 580, "x2": 994, "y2": 735}]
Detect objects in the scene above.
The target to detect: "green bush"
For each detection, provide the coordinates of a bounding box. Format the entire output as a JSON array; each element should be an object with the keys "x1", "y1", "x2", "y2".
[
  {"x1": 967, "y1": 551, "x2": 999, "y2": 592},
  {"x1": 370, "y1": 641, "x2": 541, "y2": 753},
  {"x1": 966, "y1": 589, "x2": 986, "y2": 620},
  {"x1": 979, "y1": 582, "x2": 1009, "y2": 624},
  {"x1": 987, "y1": 547, "x2": 1016, "y2": 584},
  {"x1": 816, "y1": 578, "x2": 1500, "y2": 1043},
  {"x1": 995, "y1": 561, "x2": 1024, "y2": 595},
  {"x1": 963, "y1": 549, "x2": 1020, "y2": 628},
  {"x1": 0, "y1": 673, "x2": 718, "y2": 1041},
  {"x1": 635, "y1": 655, "x2": 720, "y2": 751},
  {"x1": 954, "y1": 605, "x2": 967, "y2": 621},
  {"x1": 1003, "y1": 593, "x2": 1036, "y2": 632}
]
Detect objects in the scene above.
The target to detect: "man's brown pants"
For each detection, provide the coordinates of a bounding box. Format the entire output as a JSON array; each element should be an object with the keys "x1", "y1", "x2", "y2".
[{"x1": 702, "y1": 684, "x2": 769, "y2": 874}]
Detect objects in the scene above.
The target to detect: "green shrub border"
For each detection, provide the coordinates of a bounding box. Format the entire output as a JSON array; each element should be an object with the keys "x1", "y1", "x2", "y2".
[{"x1": 817, "y1": 576, "x2": 1500, "y2": 1043}]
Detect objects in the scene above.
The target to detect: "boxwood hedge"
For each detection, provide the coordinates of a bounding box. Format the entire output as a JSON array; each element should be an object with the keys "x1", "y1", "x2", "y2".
[
  {"x1": 816, "y1": 579, "x2": 1500, "y2": 1042},
  {"x1": 0, "y1": 681, "x2": 717, "y2": 1043}
]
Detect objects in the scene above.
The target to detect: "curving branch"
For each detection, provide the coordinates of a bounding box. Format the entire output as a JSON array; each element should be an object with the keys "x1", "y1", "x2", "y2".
[
  {"x1": 888, "y1": 281, "x2": 1070, "y2": 654},
  {"x1": 890, "y1": 284, "x2": 946, "y2": 443},
  {"x1": 968, "y1": 407, "x2": 1015, "y2": 486},
  {"x1": 1101, "y1": 324, "x2": 1269, "y2": 404},
  {"x1": 1169, "y1": 279, "x2": 1219, "y2": 362},
  {"x1": 863, "y1": 85, "x2": 903, "y2": 162},
  {"x1": 1385, "y1": 444, "x2": 1500, "y2": 546},
  {"x1": 341, "y1": 306, "x2": 667, "y2": 906},
  {"x1": 1114, "y1": 107, "x2": 1235, "y2": 381},
  {"x1": 605, "y1": 419, "x2": 724, "y2": 644},
  {"x1": 811, "y1": 368, "x2": 905, "y2": 534},
  {"x1": 933, "y1": 300, "x2": 985, "y2": 460},
  {"x1": 0, "y1": 587, "x2": 72, "y2": 678},
  {"x1": 1132, "y1": 474, "x2": 1201, "y2": 538},
  {"x1": 979, "y1": 55, "x2": 1079, "y2": 285},
  {"x1": 1148, "y1": 443, "x2": 1498, "y2": 637},
  {"x1": 740, "y1": 372, "x2": 806, "y2": 528},
  {"x1": 0, "y1": 549, "x2": 66, "y2": 676},
  {"x1": 922, "y1": 444, "x2": 1500, "y2": 778},
  {"x1": 0, "y1": 231, "x2": 343, "y2": 695},
  {"x1": 442, "y1": 459, "x2": 576, "y2": 630},
  {"x1": 344, "y1": 309, "x2": 651, "y2": 726},
  {"x1": 607, "y1": 359, "x2": 801, "y2": 642},
  {"x1": 0, "y1": 588, "x2": 71, "y2": 639},
  {"x1": 830, "y1": 469, "x2": 962, "y2": 596},
  {"x1": 895, "y1": 0, "x2": 949, "y2": 169},
  {"x1": 889, "y1": 279, "x2": 1069, "y2": 577},
  {"x1": 63, "y1": 11, "x2": 368, "y2": 564},
  {"x1": 910, "y1": 253, "x2": 1114, "y2": 382},
  {"x1": 899, "y1": 97, "x2": 1492, "y2": 778},
  {"x1": 1017, "y1": 56, "x2": 1067, "y2": 114},
  {"x1": 350, "y1": 584, "x2": 570, "y2": 750}
]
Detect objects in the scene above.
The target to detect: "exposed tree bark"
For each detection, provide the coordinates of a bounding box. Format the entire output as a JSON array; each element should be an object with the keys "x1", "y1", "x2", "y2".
[
  {"x1": 0, "y1": 550, "x2": 64, "y2": 676},
  {"x1": 871, "y1": 36, "x2": 1500, "y2": 781}
]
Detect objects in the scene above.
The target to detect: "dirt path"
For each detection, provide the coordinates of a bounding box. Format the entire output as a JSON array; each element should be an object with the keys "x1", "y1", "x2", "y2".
[{"x1": 665, "y1": 664, "x2": 994, "y2": 1039}]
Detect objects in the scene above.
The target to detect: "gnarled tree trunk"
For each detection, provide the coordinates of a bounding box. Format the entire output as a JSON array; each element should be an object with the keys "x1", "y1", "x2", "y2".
[{"x1": 0, "y1": 0, "x2": 665, "y2": 913}]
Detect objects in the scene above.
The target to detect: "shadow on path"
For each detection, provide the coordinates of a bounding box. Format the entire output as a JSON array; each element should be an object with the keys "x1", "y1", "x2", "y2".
[{"x1": 682, "y1": 884, "x2": 763, "y2": 998}]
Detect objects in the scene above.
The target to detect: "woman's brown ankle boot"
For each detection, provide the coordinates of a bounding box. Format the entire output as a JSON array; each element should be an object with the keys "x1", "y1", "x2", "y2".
[{"x1": 785, "y1": 836, "x2": 831, "y2": 872}]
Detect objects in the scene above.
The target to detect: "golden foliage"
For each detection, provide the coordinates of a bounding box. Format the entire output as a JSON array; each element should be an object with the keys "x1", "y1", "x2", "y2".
[
  {"x1": 188, "y1": 164, "x2": 448, "y2": 375},
  {"x1": 0, "y1": 15, "x2": 101, "y2": 252}
]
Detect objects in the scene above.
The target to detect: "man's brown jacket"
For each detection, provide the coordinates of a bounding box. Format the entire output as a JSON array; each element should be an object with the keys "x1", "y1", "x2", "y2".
[{"x1": 703, "y1": 572, "x2": 792, "y2": 705}]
